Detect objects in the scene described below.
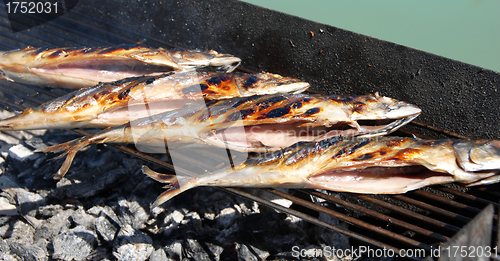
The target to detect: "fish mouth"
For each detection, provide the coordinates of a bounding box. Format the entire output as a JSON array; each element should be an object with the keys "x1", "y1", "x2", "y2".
[
  {"x1": 33, "y1": 58, "x2": 174, "y2": 83},
  {"x1": 307, "y1": 166, "x2": 456, "y2": 194},
  {"x1": 206, "y1": 118, "x2": 418, "y2": 152},
  {"x1": 356, "y1": 114, "x2": 419, "y2": 137}
]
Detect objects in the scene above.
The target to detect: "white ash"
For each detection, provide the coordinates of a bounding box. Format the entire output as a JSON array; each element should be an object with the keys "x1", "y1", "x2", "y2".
[
  {"x1": 7, "y1": 219, "x2": 36, "y2": 245},
  {"x1": 9, "y1": 144, "x2": 37, "y2": 162},
  {"x1": 70, "y1": 207, "x2": 98, "y2": 229},
  {"x1": 52, "y1": 225, "x2": 98, "y2": 261},
  {"x1": 87, "y1": 205, "x2": 121, "y2": 225},
  {"x1": 15, "y1": 189, "x2": 45, "y2": 216},
  {"x1": 116, "y1": 197, "x2": 149, "y2": 229},
  {"x1": 95, "y1": 215, "x2": 119, "y2": 242},
  {"x1": 113, "y1": 223, "x2": 154, "y2": 261},
  {"x1": 33, "y1": 209, "x2": 73, "y2": 243},
  {"x1": 0, "y1": 239, "x2": 48, "y2": 261},
  {"x1": 149, "y1": 248, "x2": 168, "y2": 261},
  {"x1": 163, "y1": 240, "x2": 183, "y2": 260},
  {"x1": 0, "y1": 196, "x2": 17, "y2": 216}
]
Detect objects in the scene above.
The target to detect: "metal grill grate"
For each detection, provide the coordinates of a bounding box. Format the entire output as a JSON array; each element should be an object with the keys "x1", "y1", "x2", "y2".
[{"x1": 0, "y1": 3, "x2": 499, "y2": 260}]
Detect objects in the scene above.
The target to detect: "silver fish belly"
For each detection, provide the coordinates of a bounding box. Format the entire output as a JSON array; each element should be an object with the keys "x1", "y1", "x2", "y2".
[{"x1": 143, "y1": 136, "x2": 500, "y2": 207}]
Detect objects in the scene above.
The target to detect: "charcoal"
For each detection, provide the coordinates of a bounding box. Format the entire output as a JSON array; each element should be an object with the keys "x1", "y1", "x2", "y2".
[
  {"x1": 0, "y1": 128, "x2": 45, "y2": 145},
  {"x1": 182, "y1": 211, "x2": 205, "y2": 235},
  {"x1": 315, "y1": 213, "x2": 350, "y2": 250},
  {"x1": 0, "y1": 216, "x2": 9, "y2": 227},
  {"x1": 15, "y1": 189, "x2": 45, "y2": 216},
  {"x1": 7, "y1": 144, "x2": 39, "y2": 161},
  {"x1": 33, "y1": 210, "x2": 73, "y2": 243},
  {"x1": 87, "y1": 205, "x2": 121, "y2": 225},
  {"x1": 0, "y1": 172, "x2": 19, "y2": 191},
  {"x1": 55, "y1": 165, "x2": 128, "y2": 198},
  {"x1": 24, "y1": 137, "x2": 49, "y2": 151},
  {"x1": 86, "y1": 247, "x2": 112, "y2": 260},
  {"x1": 52, "y1": 225, "x2": 98, "y2": 261},
  {"x1": 70, "y1": 207, "x2": 97, "y2": 229},
  {"x1": 162, "y1": 209, "x2": 184, "y2": 237},
  {"x1": 6, "y1": 240, "x2": 48, "y2": 261},
  {"x1": 113, "y1": 224, "x2": 154, "y2": 261},
  {"x1": 184, "y1": 238, "x2": 219, "y2": 261},
  {"x1": 37, "y1": 204, "x2": 64, "y2": 218},
  {"x1": 0, "y1": 133, "x2": 20, "y2": 146},
  {"x1": 7, "y1": 144, "x2": 44, "y2": 173},
  {"x1": 149, "y1": 248, "x2": 168, "y2": 261},
  {"x1": 0, "y1": 221, "x2": 9, "y2": 238},
  {"x1": 164, "y1": 240, "x2": 184, "y2": 260},
  {"x1": 116, "y1": 198, "x2": 149, "y2": 229},
  {"x1": 95, "y1": 215, "x2": 119, "y2": 242},
  {"x1": 0, "y1": 240, "x2": 18, "y2": 261},
  {"x1": 205, "y1": 242, "x2": 224, "y2": 261},
  {"x1": 215, "y1": 223, "x2": 239, "y2": 244},
  {"x1": 215, "y1": 206, "x2": 241, "y2": 229},
  {"x1": 235, "y1": 242, "x2": 270, "y2": 261},
  {"x1": 86, "y1": 149, "x2": 114, "y2": 169},
  {"x1": 9, "y1": 219, "x2": 35, "y2": 245}
]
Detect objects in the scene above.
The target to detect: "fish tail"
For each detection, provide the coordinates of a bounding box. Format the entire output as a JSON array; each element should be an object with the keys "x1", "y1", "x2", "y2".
[
  {"x1": 36, "y1": 138, "x2": 82, "y2": 154},
  {"x1": 37, "y1": 137, "x2": 93, "y2": 180},
  {"x1": 0, "y1": 115, "x2": 21, "y2": 130},
  {"x1": 141, "y1": 165, "x2": 177, "y2": 183},
  {"x1": 142, "y1": 165, "x2": 197, "y2": 208},
  {"x1": 0, "y1": 108, "x2": 51, "y2": 130}
]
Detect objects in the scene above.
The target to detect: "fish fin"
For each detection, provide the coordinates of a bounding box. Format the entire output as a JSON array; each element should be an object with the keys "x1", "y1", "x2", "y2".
[
  {"x1": 38, "y1": 137, "x2": 92, "y2": 180},
  {"x1": 141, "y1": 165, "x2": 176, "y2": 184},
  {"x1": 36, "y1": 138, "x2": 82, "y2": 154},
  {"x1": 141, "y1": 165, "x2": 198, "y2": 207},
  {"x1": 151, "y1": 181, "x2": 197, "y2": 208}
]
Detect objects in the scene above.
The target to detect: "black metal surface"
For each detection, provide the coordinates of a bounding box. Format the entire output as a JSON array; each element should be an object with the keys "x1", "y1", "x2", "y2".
[{"x1": 0, "y1": 1, "x2": 500, "y2": 260}]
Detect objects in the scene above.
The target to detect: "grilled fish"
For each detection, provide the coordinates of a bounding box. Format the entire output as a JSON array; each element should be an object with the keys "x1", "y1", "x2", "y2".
[
  {"x1": 0, "y1": 71, "x2": 309, "y2": 130},
  {"x1": 143, "y1": 136, "x2": 500, "y2": 207},
  {"x1": 38, "y1": 93, "x2": 421, "y2": 179},
  {"x1": 0, "y1": 44, "x2": 242, "y2": 88}
]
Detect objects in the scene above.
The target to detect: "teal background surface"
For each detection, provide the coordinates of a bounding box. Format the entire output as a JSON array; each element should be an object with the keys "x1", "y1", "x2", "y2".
[{"x1": 241, "y1": 0, "x2": 500, "y2": 73}]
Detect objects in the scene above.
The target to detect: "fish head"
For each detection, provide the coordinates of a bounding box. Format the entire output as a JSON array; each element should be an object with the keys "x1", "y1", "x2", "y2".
[
  {"x1": 345, "y1": 93, "x2": 421, "y2": 137},
  {"x1": 236, "y1": 73, "x2": 310, "y2": 96},
  {"x1": 454, "y1": 140, "x2": 500, "y2": 172}
]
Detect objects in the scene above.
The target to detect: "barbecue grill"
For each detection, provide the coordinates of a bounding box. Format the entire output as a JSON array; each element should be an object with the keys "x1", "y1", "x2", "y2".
[{"x1": 1, "y1": 1, "x2": 499, "y2": 260}]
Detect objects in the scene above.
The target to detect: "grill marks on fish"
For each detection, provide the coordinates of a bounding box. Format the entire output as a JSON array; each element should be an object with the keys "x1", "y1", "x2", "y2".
[
  {"x1": 0, "y1": 44, "x2": 242, "y2": 88},
  {"x1": 144, "y1": 136, "x2": 500, "y2": 206},
  {"x1": 38, "y1": 93, "x2": 420, "y2": 179},
  {"x1": 0, "y1": 71, "x2": 310, "y2": 130}
]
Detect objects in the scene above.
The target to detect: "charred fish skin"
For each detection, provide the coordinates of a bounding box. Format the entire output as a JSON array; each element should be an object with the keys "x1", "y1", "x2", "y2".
[
  {"x1": 39, "y1": 93, "x2": 420, "y2": 179},
  {"x1": 0, "y1": 71, "x2": 310, "y2": 130},
  {"x1": 144, "y1": 136, "x2": 500, "y2": 207},
  {"x1": 0, "y1": 44, "x2": 242, "y2": 88}
]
